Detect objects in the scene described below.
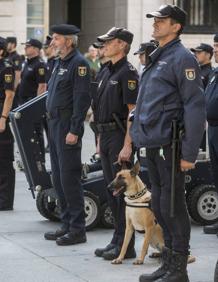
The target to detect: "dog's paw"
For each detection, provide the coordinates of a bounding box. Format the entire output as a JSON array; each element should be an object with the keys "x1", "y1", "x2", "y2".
[
  {"x1": 111, "y1": 258, "x2": 123, "y2": 265},
  {"x1": 133, "y1": 259, "x2": 144, "y2": 265}
]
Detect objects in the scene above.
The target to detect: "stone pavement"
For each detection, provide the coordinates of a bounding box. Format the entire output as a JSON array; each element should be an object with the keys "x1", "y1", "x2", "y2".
[{"x1": 0, "y1": 123, "x2": 217, "y2": 282}]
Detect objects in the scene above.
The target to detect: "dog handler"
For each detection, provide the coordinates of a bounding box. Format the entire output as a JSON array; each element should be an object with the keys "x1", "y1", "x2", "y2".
[{"x1": 131, "y1": 5, "x2": 205, "y2": 282}]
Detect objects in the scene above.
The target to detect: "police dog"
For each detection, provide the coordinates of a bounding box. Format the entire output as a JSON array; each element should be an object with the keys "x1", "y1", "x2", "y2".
[{"x1": 109, "y1": 161, "x2": 164, "y2": 265}]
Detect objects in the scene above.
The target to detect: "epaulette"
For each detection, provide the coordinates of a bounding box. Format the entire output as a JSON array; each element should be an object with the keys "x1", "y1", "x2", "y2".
[
  {"x1": 4, "y1": 58, "x2": 12, "y2": 68},
  {"x1": 127, "y1": 62, "x2": 137, "y2": 71}
]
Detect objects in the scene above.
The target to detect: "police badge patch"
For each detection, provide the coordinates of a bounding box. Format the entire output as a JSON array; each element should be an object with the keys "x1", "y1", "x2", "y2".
[
  {"x1": 38, "y1": 68, "x2": 45, "y2": 75},
  {"x1": 128, "y1": 80, "x2": 136, "y2": 90},
  {"x1": 185, "y1": 69, "x2": 196, "y2": 80},
  {"x1": 78, "y1": 66, "x2": 87, "y2": 76},
  {"x1": 4, "y1": 74, "x2": 12, "y2": 83}
]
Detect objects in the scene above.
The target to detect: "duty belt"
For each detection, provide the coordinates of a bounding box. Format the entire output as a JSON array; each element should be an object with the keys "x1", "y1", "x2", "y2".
[
  {"x1": 46, "y1": 108, "x2": 72, "y2": 120},
  {"x1": 97, "y1": 120, "x2": 126, "y2": 133}
]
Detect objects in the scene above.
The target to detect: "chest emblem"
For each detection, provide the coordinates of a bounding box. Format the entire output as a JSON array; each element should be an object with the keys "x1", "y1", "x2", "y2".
[
  {"x1": 78, "y1": 66, "x2": 87, "y2": 76},
  {"x1": 38, "y1": 68, "x2": 45, "y2": 76},
  {"x1": 4, "y1": 74, "x2": 12, "y2": 83},
  {"x1": 185, "y1": 69, "x2": 196, "y2": 80},
  {"x1": 128, "y1": 80, "x2": 136, "y2": 90}
]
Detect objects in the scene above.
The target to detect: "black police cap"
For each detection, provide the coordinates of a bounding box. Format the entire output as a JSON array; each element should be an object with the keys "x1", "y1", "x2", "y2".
[
  {"x1": 6, "y1": 36, "x2": 17, "y2": 44},
  {"x1": 134, "y1": 41, "x2": 157, "y2": 55},
  {"x1": 0, "y1": 37, "x2": 6, "y2": 50},
  {"x1": 214, "y1": 34, "x2": 218, "y2": 43},
  {"x1": 43, "y1": 35, "x2": 52, "y2": 47},
  {"x1": 146, "y1": 4, "x2": 187, "y2": 26},
  {"x1": 190, "y1": 43, "x2": 214, "y2": 56},
  {"x1": 51, "y1": 24, "x2": 80, "y2": 35},
  {"x1": 21, "y1": 38, "x2": 42, "y2": 49},
  {"x1": 92, "y1": 41, "x2": 104, "y2": 49},
  {"x1": 97, "y1": 27, "x2": 134, "y2": 45}
]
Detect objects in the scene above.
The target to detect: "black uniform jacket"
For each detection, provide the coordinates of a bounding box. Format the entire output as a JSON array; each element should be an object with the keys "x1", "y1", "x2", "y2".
[
  {"x1": 131, "y1": 38, "x2": 206, "y2": 163},
  {"x1": 46, "y1": 49, "x2": 91, "y2": 136}
]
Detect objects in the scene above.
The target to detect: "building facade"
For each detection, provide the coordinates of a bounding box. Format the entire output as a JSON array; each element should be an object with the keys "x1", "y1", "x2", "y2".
[{"x1": 0, "y1": 0, "x2": 217, "y2": 67}]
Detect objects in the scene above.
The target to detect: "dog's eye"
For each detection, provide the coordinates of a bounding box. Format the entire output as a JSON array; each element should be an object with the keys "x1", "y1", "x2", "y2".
[{"x1": 118, "y1": 175, "x2": 125, "y2": 181}]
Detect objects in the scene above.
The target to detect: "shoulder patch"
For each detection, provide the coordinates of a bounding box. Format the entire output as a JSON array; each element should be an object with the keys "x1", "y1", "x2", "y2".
[
  {"x1": 15, "y1": 60, "x2": 19, "y2": 66},
  {"x1": 128, "y1": 80, "x2": 137, "y2": 90},
  {"x1": 38, "y1": 68, "x2": 45, "y2": 75},
  {"x1": 128, "y1": 62, "x2": 136, "y2": 71},
  {"x1": 78, "y1": 66, "x2": 87, "y2": 76},
  {"x1": 5, "y1": 74, "x2": 13, "y2": 83},
  {"x1": 185, "y1": 69, "x2": 196, "y2": 80}
]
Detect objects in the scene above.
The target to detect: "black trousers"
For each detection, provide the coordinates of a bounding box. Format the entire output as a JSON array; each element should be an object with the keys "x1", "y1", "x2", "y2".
[
  {"x1": 208, "y1": 125, "x2": 218, "y2": 190},
  {"x1": 0, "y1": 116, "x2": 15, "y2": 209},
  {"x1": 100, "y1": 130, "x2": 134, "y2": 247},
  {"x1": 146, "y1": 145, "x2": 190, "y2": 255},
  {"x1": 48, "y1": 118, "x2": 85, "y2": 232}
]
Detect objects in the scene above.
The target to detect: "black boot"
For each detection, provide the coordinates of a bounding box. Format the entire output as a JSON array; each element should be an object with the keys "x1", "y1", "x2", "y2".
[
  {"x1": 155, "y1": 251, "x2": 189, "y2": 282},
  {"x1": 139, "y1": 247, "x2": 172, "y2": 282}
]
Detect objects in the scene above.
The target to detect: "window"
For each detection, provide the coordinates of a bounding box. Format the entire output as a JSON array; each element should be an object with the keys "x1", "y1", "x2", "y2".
[
  {"x1": 177, "y1": 0, "x2": 218, "y2": 33},
  {"x1": 27, "y1": 0, "x2": 44, "y2": 41}
]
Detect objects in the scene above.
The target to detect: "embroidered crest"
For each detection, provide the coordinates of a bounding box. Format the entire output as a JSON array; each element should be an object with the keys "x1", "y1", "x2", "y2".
[
  {"x1": 38, "y1": 68, "x2": 45, "y2": 75},
  {"x1": 185, "y1": 69, "x2": 196, "y2": 80},
  {"x1": 78, "y1": 66, "x2": 87, "y2": 76},
  {"x1": 4, "y1": 74, "x2": 12, "y2": 83},
  {"x1": 128, "y1": 80, "x2": 136, "y2": 90}
]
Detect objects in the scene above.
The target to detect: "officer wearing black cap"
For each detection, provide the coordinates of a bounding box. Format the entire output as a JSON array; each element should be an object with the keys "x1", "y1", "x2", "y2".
[
  {"x1": 203, "y1": 34, "x2": 218, "y2": 236},
  {"x1": 130, "y1": 5, "x2": 205, "y2": 282},
  {"x1": 44, "y1": 24, "x2": 91, "y2": 246},
  {"x1": 43, "y1": 35, "x2": 57, "y2": 83},
  {"x1": 0, "y1": 36, "x2": 15, "y2": 210},
  {"x1": 94, "y1": 27, "x2": 138, "y2": 260},
  {"x1": 190, "y1": 43, "x2": 214, "y2": 88}
]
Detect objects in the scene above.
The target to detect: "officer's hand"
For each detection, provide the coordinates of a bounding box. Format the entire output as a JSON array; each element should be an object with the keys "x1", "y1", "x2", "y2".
[
  {"x1": 0, "y1": 118, "x2": 6, "y2": 133},
  {"x1": 180, "y1": 159, "x2": 195, "y2": 172},
  {"x1": 66, "y1": 132, "x2": 78, "y2": 145},
  {"x1": 118, "y1": 144, "x2": 132, "y2": 164}
]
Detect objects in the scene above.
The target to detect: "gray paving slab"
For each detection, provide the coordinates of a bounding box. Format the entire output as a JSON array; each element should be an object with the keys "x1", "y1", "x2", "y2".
[{"x1": 0, "y1": 122, "x2": 217, "y2": 282}]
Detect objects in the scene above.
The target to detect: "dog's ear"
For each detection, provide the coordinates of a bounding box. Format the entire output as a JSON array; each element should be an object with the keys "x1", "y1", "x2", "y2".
[
  {"x1": 130, "y1": 160, "x2": 140, "y2": 177},
  {"x1": 121, "y1": 162, "x2": 128, "y2": 170}
]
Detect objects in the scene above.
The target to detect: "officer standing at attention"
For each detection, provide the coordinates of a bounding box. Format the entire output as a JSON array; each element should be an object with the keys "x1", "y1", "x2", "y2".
[
  {"x1": 203, "y1": 34, "x2": 218, "y2": 236},
  {"x1": 0, "y1": 37, "x2": 15, "y2": 210},
  {"x1": 130, "y1": 5, "x2": 205, "y2": 282},
  {"x1": 44, "y1": 24, "x2": 91, "y2": 246},
  {"x1": 94, "y1": 27, "x2": 138, "y2": 260}
]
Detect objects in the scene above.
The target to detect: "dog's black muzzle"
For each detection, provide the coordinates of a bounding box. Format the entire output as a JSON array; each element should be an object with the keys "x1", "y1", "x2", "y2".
[{"x1": 107, "y1": 176, "x2": 127, "y2": 197}]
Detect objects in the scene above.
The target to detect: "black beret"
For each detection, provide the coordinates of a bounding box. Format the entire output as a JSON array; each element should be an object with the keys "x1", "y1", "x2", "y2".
[
  {"x1": 0, "y1": 36, "x2": 7, "y2": 50},
  {"x1": 97, "y1": 27, "x2": 134, "y2": 45},
  {"x1": 146, "y1": 4, "x2": 187, "y2": 26},
  {"x1": 43, "y1": 35, "x2": 52, "y2": 47},
  {"x1": 214, "y1": 34, "x2": 218, "y2": 43},
  {"x1": 190, "y1": 43, "x2": 214, "y2": 56},
  {"x1": 51, "y1": 24, "x2": 80, "y2": 35},
  {"x1": 6, "y1": 36, "x2": 17, "y2": 44},
  {"x1": 21, "y1": 38, "x2": 42, "y2": 49}
]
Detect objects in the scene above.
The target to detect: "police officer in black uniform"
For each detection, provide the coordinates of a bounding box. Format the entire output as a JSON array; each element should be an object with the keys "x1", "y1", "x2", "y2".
[
  {"x1": 203, "y1": 34, "x2": 218, "y2": 236},
  {"x1": 130, "y1": 5, "x2": 205, "y2": 282},
  {"x1": 44, "y1": 24, "x2": 91, "y2": 246},
  {"x1": 94, "y1": 27, "x2": 139, "y2": 260},
  {"x1": 0, "y1": 37, "x2": 15, "y2": 210},
  {"x1": 43, "y1": 35, "x2": 57, "y2": 83}
]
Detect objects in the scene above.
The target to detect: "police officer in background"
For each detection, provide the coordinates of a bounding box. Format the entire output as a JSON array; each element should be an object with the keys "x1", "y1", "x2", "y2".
[
  {"x1": 203, "y1": 34, "x2": 218, "y2": 236},
  {"x1": 94, "y1": 27, "x2": 138, "y2": 260},
  {"x1": 190, "y1": 43, "x2": 214, "y2": 89},
  {"x1": 44, "y1": 24, "x2": 91, "y2": 246},
  {"x1": 43, "y1": 35, "x2": 57, "y2": 83},
  {"x1": 130, "y1": 5, "x2": 205, "y2": 282},
  {"x1": 0, "y1": 37, "x2": 15, "y2": 210}
]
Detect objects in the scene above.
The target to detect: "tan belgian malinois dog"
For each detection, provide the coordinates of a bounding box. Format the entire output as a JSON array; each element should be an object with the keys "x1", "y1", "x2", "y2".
[{"x1": 108, "y1": 161, "x2": 195, "y2": 265}]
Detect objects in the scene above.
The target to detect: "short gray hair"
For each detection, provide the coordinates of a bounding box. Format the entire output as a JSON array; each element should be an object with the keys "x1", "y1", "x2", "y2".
[{"x1": 64, "y1": 34, "x2": 78, "y2": 48}]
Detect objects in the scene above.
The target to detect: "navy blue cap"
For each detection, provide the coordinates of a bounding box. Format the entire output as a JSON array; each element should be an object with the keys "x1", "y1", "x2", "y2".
[
  {"x1": 146, "y1": 5, "x2": 187, "y2": 26},
  {"x1": 43, "y1": 35, "x2": 52, "y2": 47},
  {"x1": 6, "y1": 36, "x2": 17, "y2": 44},
  {"x1": 134, "y1": 41, "x2": 157, "y2": 55},
  {"x1": 97, "y1": 27, "x2": 134, "y2": 45},
  {"x1": 51, "y1": 24, "x2": 80, "y2": 35},
  {"x1": 190, "y1": 43, "x2": 214, "y2": 56},
  {"x1": 92, "y1": 41, "x2": 104, "y2": 49},
  {"x1": 0, "y1": 36, "x2": 7, "y2": 50},
  {"x1": 21, "y1": 38, "x2": 42, "y2": 49},
  {"x1": 214, "y1": 34, "x2": 218, "y2": 43}
]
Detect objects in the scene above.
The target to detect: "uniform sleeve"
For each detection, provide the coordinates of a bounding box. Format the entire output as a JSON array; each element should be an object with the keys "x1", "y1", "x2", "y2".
[
  {"x1": 13, "y1": 55, "x2": 23, "y2": 71},
  {"x1": 70, "y1": 60, "x2": 91, "y2": 135},
  {"x1": 35, "y1": 62, "x2": 47, "y2": 84},
  {"x1": 175, "y1": 53, "x2": 206, "y2": 162},
  {"x1": 3, "y1": 66, "x2": 15, "y2": 91},
  {"x1": 120, "y1": 68, "x2": 139, "y2": 105}
]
